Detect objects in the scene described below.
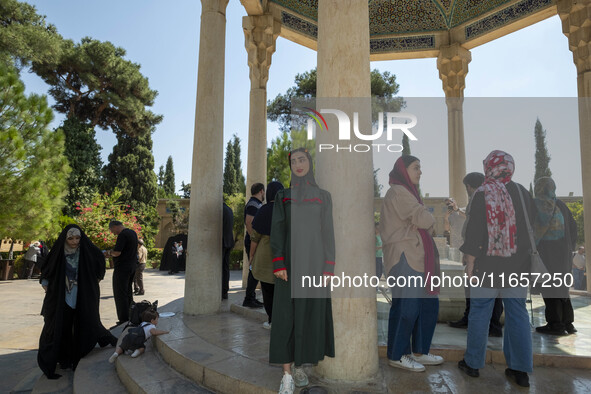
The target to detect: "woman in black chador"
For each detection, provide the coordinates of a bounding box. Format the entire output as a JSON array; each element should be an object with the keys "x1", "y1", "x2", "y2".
[{"x1": 38, "y1": 224, "x2": 117, "y2": 379}]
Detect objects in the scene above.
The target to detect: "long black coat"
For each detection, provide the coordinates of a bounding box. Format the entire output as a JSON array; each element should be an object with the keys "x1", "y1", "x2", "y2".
[{"x1": 38, "y1": 224, "x2": 113, "y2": 377}]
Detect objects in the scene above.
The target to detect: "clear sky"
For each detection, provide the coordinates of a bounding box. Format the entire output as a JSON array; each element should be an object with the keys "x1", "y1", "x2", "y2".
[{"x1": 20, "y1": 0, "x2": 582, "y2": 197}]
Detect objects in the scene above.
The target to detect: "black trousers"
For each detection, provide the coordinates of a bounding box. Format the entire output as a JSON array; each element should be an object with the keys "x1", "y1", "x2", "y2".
[
  {"x1": 260, "y1": 281, "x2": 275, "y2": 323},
  {"x1": 59, "y1": 304, "x2": 76, "y2": 367},
  {"x1": 543, "y1": 297, "x2": 574, "y2": 329},
  {"x1": 244, "y1": 270, "x2": 259, "y2": 302},
  {"x1": 170, "y1": 256, "x2": 180, "y2": 273},
  {"x1": 113, "y1": 264, "x2": 135, "y2": 323},
  {"x1": 222, "y1": 248, "x2": 231, "y2": 297}
]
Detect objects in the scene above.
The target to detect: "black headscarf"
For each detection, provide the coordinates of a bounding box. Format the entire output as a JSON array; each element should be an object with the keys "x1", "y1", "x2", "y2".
[
  {"x1": 253, "y1": 181, "x2": 285, "y2": 236},
  {"x1": 38, "y1": 224, "x2": 114, "y2": 377}
]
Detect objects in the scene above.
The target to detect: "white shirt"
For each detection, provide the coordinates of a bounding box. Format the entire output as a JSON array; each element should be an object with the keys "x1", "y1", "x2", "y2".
[
  {"x1": 573, "y1": 254, "x2": 586, "y2": 270},
  {"x1": 142, "y1": 323, "x2": 156, "y2": 340}
]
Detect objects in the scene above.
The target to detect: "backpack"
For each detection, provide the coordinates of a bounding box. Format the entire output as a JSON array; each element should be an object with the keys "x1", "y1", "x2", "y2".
[
  {"x1": 126, "y1": 323, "x2": 148, "y2": 348},
  {"x1": 128, "y1": 300, "x2": 158, "y2": 326}
]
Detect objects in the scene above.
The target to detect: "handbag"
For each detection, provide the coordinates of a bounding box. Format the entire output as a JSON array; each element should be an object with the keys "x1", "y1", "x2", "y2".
[{"x1": 516, "y1": 186, "x2": 548, "y2": 275}]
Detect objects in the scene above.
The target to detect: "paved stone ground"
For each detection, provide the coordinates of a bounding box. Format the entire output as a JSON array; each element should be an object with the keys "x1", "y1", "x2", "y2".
[
  {"x1": 3, "y1": 269, "x2": 591, "y2": 393},
  {"x1": 0, "y1": 268, "x2": 221, "y2": 393}
]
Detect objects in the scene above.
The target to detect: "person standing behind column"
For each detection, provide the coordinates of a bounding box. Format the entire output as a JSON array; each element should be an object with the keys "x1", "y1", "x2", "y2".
[
  {"x1": 573, "y1": 246, "x2": 586, "y2": 290},
  {"x1": 533, "y1": 177, "x2": 578, "y2": 335},
  {"x1": 222, "y1": 202, "x2": 235, "y2": 300},
  {"x1": 104, "y1": 220, "x2": 138, "y2": 326},
  {"x1": 250, "y1": 181, "x2": 284, "y2": 329},
  {"x1": 135, "y1": 239, "x2": 147, "y2": 296},
  {"x1": 242, "y1": 182, "x2": 265, "y2": 308}
]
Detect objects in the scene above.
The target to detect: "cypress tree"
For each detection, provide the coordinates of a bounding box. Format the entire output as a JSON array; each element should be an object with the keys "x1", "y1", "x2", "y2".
[
  {"x1": 232, "y1": 134, "x2": 246, "y2": 194},
  {"x1": 163, "y1": 156, "x2": 175, "y2": 196},
  {"x1": 402, "y1": 133, "x2": 411, "y2": 156},
  {"x1": 223, "y1": 139, "x2": 238, "y2": 194},
  {"x1": 61, "y1": 117, "x2": 103, "y2": 215},
  {"x1": 533, "y1": 118, "x2": 552, "y2": 183}
]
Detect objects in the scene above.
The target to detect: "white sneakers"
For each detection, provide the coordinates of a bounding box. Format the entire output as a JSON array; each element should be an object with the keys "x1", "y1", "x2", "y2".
[
  {"x1": 292, "y1": 365, "x2": 309, "y2": 387},
  {"x1": 388, "y1": 353, "x2": 445, "y2": 372},
  {"x1": 278, "y1": 372, "x2": 294, "y2": 394},
  {"x1": 108, "y1": 352, "x2": 119, "y2": 364},
  {"x1": 263, "y1": 322, "x2": 272, "y2": 330},
  {"x1": 131, "y1": 349, "x2": 142, "y2": 358},
  {"x1": 411, "y1": 353, "x2": 444, "y2": 366},
  {"x1": 388, "y1": 355, "x2": 425, "y2": 372}
]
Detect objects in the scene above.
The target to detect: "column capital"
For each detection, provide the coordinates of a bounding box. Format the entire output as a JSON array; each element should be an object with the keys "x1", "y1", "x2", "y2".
[
  {"x1": 201, "y1": 0, "x2": 229, "y2": 14},
  {"x1": 437, "y1": 43, "x2": 471, "y2": 99},
  {"x1": 558, "y1": 0, "x2": 591, "y2": 74},
  {"x1": 243, "y1": 14, "x2": 281, "y2": 89}
]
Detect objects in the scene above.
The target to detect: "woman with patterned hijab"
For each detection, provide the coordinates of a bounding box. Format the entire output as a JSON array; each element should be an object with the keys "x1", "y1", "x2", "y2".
[
  {"x1": 459, "y1": 150, "x2": 535, "y2": 388},
  {"x1": 38, "y1": 224, "x2": 117, "y2": 379},
  {"x1": 380, "y1": 155, "x2": 443, "y2": 373},
  {"x1": 533, "y1": 177, "x2": 577, "y2": 335}
]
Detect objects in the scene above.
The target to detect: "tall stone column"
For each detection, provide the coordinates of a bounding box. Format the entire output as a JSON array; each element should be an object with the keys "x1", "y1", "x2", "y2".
[
  {"x1": 315, "y1": 0, "x2": 379, "y2": 381},
  {"x1": 241, "y1": 14, "x2": 280, "y2": 286},
  {"x1": 184, "y1": 0, "x2": 229, "y2": 315},
  {"x1": 437, "y1": 43, "x2": 471, "y2": 208},
  {"x1": 558, "y1": 0, "x2": 591, "y2": 291}
]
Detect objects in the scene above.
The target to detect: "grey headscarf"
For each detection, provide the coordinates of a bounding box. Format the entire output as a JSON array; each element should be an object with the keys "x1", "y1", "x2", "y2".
[{"x1": 64, "y1": 227, "x2": 81, "y2": 255}]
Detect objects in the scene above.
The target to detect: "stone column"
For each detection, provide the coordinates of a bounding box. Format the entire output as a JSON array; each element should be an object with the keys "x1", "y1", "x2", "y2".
[
  {"x1": 558, "y1": 0, "x2": 591, "y2": 291},
  {"x1": 184, "y1": 0, "x2": 229, "y2": 315},
  {"x1": 315, "y1": 0, "x2": 379, "y2": 381},
  {"x1": 241, "y1": 14, "x2": 280, "y2": 286},
  {"x1": 437, "y1": 43, "x2": 471, "y2": 208}
]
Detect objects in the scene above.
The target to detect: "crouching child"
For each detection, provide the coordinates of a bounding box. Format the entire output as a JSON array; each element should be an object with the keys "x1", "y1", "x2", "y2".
[{"x1": 109, "y1": 310, "x2": 169, "y2": 362}]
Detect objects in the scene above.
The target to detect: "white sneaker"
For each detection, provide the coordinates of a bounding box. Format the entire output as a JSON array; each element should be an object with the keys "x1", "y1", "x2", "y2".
[
  {"x1": 292, "y1": 365, "x2": 309, "y2": 387},
  {"x1": 263, "y1": 322, "x2": 272, "y2": 330},
  {"x1": 131, "y1": 349, "x2": 142, "y2": 358},
  {"x1": 411, "y1": 353, "x2": 444, "y2": 366},
  {"x1": 388, "y1": 354, "x2": 425, "y2": 372},
  {"x1": 278, "y1": 372, "x2": 294, "y2": 394},
  {"x1": 108, "y1": 352, "x2": 118, "y2": 364}
]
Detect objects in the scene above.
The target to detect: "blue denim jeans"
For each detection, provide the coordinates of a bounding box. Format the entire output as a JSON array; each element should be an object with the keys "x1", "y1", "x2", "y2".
[
  {"x1": 464, "y1": 286, "x2": 532, "y2": 373},
  {"x1": 387, "y1": 254, "x2": 439, "y2": 361},
  {"x1": 573, "y1": 267, "x2": 586, "y2": 291}
]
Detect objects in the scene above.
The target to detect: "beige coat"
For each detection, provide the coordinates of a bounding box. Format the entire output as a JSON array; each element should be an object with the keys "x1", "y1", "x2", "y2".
[{"x1": 379, "y1": 184, "x2": 435, "y2": 275}]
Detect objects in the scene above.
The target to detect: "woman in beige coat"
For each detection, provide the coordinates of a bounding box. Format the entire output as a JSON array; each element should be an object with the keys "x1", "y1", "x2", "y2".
[{"x1": 380, "y1": 155, "x2": 442, "y2": 372}]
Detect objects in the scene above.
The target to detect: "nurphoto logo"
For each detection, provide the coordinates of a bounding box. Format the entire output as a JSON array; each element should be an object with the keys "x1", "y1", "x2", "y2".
[{"x1": 304, "y1": 108, "x2": 418, "y2": 152}]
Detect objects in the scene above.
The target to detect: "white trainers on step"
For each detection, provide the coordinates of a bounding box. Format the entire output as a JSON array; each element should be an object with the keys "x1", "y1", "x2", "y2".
[
  {"x1": 411, "y1": 353, "x2": 444, "y2": 365},
  {"x1": 278, "y1": 372, "x2": 294, "y2": 394},
  {"x1": 292, "y1": 365, "x2": 309, "y2": 387},
  {"x1": 108, "y1": 352, "x2": 118, "y2": 364},
  {"x1": 263, "y1": 322, "x2": 272, "y2": 330},
  {"x1": 388, "y1": 354, "x2": 425, "y2": 372},
  {"x1": 131, "y1": 349, "x2": 142, "y2": 358}
]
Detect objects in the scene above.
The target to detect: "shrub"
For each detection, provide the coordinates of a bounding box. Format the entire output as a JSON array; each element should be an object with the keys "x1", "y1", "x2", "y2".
[
  {"x1": 13, "y1": 254, "x2": 24, "y2": 279},
  {"x1": 566, "y1": 201, "x2": 585, "y2": 246},
  {"x1": 229, "y1": 249, "x2": 243, "y2": 270}
]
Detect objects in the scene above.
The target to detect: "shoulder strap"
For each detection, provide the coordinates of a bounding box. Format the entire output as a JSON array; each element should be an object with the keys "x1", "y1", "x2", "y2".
[{"x1": 516, "y1": 185, "x2": 538, "y2": 254}]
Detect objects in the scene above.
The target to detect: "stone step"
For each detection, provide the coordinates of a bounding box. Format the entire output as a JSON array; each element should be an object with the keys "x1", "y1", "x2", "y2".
[
  {"x1": 154, "y1": 312, "x2": 280, "y2": 394},
  {"x1": 114, "y1": 339, "x2": 212, "y2": 394},
  {"x1": 73, "y1": 345, "x2": 127, "y2": 394}
]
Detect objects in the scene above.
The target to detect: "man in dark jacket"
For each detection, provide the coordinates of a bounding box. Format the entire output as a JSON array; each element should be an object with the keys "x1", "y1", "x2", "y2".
[
  {"x1": 105, "y1": 220, "x2": 138, "y2": 325},
  {"x1": 242, "y1": 183, "x2": 265, "y2": 308}
]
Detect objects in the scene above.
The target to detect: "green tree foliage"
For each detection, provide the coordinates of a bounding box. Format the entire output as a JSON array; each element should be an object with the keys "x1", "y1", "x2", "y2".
[
  {"x1": 0, "y1": 0, "x2": 63, "y2": 68},
  {"x1": 166, "y1": 200, "x2": 189, "y2": 235},
  {"x1": 101, "y1": 130, "x2": 160, "y2": 246},
  {"x1": 373, "y1": 169, "x2": 383, "y2": 197},
  {"x1": 267, "y1": 68, "x2": 403, "y2": 132},
  {"x1": 533, "y1": 118, "x2": 552, "y2": 184},
  {"x1": 232, "y1": 135, "x2": 246, "y2": 194},
  {"x1": 75, "y1": 190, "x2": 144, "y2": 250},
  {"x1": 179, "y1": 181, "x2": 190, "y2": 198},
  {"x1": 157, "y1": 165, "x2": 164, "y2": 187},
  {"x1": 0, "y1": 63, "x2": 70, "y2": 240},
  {"x1": 224, "y1": 193, "x2": 245, "y2": 243},
  {"x1": 61, "y1": 117, "x2": 103, "y2": 216},
  {"x1": 267, "y1": 128, "x2": 315, "y2": 187},
  {"x1": 32, "y1": 37, "x2": 162, "y2": 136},
  {"x1": 163, "y1": 156, "x2": 175, "y2": 196},
  {"x1": 223, "y1": 139, "x2": 238, "y2": 194},
  {"x1": 566, "y1": 201, "x2": 585, "y2": 247},
  {"x1": 402, "y1": 133, "x2": 410, "y2": 156}
]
